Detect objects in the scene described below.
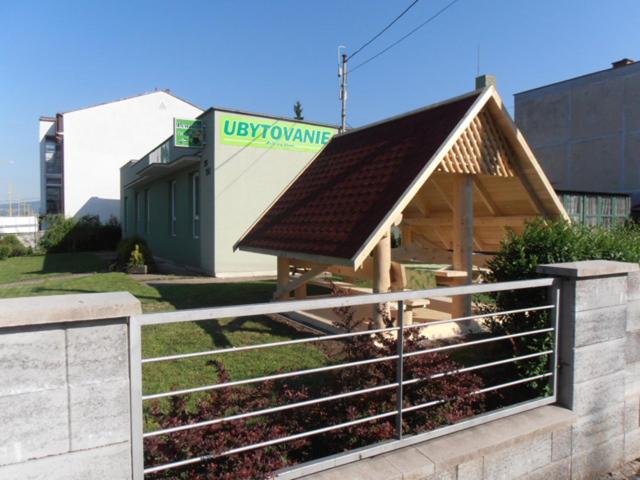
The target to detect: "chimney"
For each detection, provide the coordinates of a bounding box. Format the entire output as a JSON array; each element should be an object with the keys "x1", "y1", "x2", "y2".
[
  {"x1": 475, "y1": 74, "x2": 497, "y2": 89},
  {"x1": 612, "y1": 58, "x2": 635, "y2": 69}
]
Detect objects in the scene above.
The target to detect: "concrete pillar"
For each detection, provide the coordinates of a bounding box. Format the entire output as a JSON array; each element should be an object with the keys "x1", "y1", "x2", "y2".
[
  {"x1": 372, "y1": 232, "x2": 391, "y2": 328},
  {"x1": 0, "y1": 292, "x2": 141, "y2": 480},
  {"x1": 537, "y1": 260, "x2": 640, "y2": 478}
]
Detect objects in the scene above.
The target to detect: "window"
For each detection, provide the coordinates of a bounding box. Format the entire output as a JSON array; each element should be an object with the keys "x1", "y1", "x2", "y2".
[
  {"x1": 145, "y1": 189, "x2": 150, "y2": 234},
  {"x1": 560, "y1": 192, "x2": 630, "y2": 227},
  {"x1": 192, "y1": 173, "x2": 200, "y2": 239},
  {"x1": 170, "y1": 180, "x2": 177, "y2": 237},
  {"x1": 46, "y1": 186, "x2": 62, "y2": 214},
  {"x1": 44, "y1": 138, "x2": 61, "y2": 174}
]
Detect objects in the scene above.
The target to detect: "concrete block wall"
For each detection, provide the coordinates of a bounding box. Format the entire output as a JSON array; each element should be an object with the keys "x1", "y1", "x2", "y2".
[
  {"x1": 0, "y1": 292, "x2": 141, "y2": 480},
  {"x1": 299, "y1": 260, "x2": 640, "y2": 480}
]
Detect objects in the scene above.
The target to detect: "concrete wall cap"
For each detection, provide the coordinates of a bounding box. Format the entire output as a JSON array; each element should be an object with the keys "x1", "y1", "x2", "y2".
[
  {"x1": 0, "y1": 292, "x2": 142, "y2": 329},
  {"x1": 537, "y1": 260, "x2": 639, "y2": 278}
]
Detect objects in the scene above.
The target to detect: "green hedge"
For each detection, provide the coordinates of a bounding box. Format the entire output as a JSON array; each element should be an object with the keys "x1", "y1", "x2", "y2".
[
  {"x1": 40, "y1": 215, "x2": 121, "y2": 253},
  {"x1": 486, "y1": 218, "x2": 640, "y2": 394}
]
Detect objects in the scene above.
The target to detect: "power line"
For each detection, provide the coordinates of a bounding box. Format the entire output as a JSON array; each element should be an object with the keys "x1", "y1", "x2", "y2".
[
  {"x1": 349, "y1": 0, "x2": 420, "y2": 60},
  {"x1": 350, "y1": 0, "x2": 462, "y2": 74}
]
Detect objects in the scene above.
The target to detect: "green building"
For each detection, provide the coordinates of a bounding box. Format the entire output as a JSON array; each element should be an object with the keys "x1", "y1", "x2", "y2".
[{"x1": 120, "y1": 108, "x2": 337, "y2": 276}]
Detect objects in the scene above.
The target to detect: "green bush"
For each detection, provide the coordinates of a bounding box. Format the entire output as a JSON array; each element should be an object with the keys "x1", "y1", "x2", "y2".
[
  {"x1": 40, "y1": 215, "x2": 76, "y2": 252},
  {"x1": 115, "y1": 236, "x2": 155, "y2": 272},
  {"x1": 0, "y1": 244, "x2": 10, "y2": 260},
  {"x1": 40, "y1": 214, "x2": 121, "y2": 253},
  {"x1": 486, "y1": 219, "x2": 640, "y2": 394},
  {"x1": 0, "y1": 234, "x2": 29, "y2": 257}
]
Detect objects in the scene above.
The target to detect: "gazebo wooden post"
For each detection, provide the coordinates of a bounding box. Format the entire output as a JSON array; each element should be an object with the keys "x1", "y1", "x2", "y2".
[
  {"x1": 372, "y1": 231, "x2": 392, "y2": 328},
  {"x1": 452, "y1": 174, "x2": 474, "y2": 324},
  {"x1": 276, "y1": 256, "x2": 290, "y2": 300},
  {"x1": 294, "y1": 284, "x2": 307, "y2": 299}
]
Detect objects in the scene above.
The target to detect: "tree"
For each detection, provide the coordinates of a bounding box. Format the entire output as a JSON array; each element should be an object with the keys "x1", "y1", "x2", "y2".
[{"x1": 293, "y1": 101, "x2": 304, "y2": 120}]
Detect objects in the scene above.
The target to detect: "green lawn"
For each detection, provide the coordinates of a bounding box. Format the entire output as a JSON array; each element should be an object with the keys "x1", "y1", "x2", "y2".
[
  {"x1": 0, "y1": 256, "x2": 330, "y2": 420},
  {"x1": 0, "y1": 252, "x2": 107, "y2": 284}
]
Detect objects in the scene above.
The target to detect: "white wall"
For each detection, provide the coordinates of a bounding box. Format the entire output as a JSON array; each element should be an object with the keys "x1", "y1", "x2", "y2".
[
  {"x1": 62, "y1": 92, "x2": 202, "y2": 221},
  {"x1": 0, "y1": 216, "x2": 38, "y2": 234}
]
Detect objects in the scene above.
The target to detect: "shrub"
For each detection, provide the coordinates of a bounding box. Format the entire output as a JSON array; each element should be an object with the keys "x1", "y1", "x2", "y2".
[
  {"x1": 40, "y1": 214, "x2": 122, "y2": 253},
  {"x1": 115, "y1": 236, "x2": 155, "y2": 272},
  {"x1": 40, "y1": 215, "x2": 76, "y2": 252},
  {"x1": 0, "y1": 234, "x2": 29, "y2": 257},
  {"x1": 486, "y1": 219, "x2": 640, "y2": 393},
  {"x1": 0, "y1": 244, "x2": 10, "y2": 260},
  {"x1": 144, "y1": 297, "x2": 484, "y2": 479}
]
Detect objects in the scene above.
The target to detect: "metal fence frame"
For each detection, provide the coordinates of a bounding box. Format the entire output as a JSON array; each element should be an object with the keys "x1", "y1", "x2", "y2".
[{"x1": 129, "y1": 277, "x2": 560, "y2": 479}]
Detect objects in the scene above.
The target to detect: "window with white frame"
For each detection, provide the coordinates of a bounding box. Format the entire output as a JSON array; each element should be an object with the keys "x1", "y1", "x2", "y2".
[
  {"x1": 170, "y1": 180, "x2": 177, "y2": 237},
  {"x1": 192, "y1": 173, "x2": 200, "y2": 239}
]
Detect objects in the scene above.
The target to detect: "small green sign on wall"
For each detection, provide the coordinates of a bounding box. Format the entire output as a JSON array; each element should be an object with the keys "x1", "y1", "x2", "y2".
[{"x1": 174, "y1": 118, "x2": 205, "y2": 148}]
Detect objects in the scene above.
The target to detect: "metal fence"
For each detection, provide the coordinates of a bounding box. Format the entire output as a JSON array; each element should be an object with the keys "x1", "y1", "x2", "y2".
[{"x1": 129, "y1": 277, "x2": 559, "y2": 479}]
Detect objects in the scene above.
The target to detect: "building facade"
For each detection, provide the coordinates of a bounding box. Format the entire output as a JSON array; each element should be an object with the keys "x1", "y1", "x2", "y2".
[
  {"x1": 39, "y1": 91, "x2": 203, "y2": 221},
  {"x1": 514, "y1": 59, "x2": 640, "y2": 225},
  {"x1": 121, "y1": 108, "x2": 337, "y2": 276}
]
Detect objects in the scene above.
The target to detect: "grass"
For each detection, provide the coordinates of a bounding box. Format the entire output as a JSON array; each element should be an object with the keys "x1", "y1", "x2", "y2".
[
  {"x1": 0, "y1": 252, "x2": 107, "y2": 284},
  {"x1": 0, "y1": 256, "x2": 331, "y2": 419}
]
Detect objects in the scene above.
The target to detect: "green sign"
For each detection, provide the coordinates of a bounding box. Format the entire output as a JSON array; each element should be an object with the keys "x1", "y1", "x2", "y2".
[
  {"x1": 174, "y1": 118, "x2": 204, "y2": 148},
  {"x1": 219, "y1": 114, "x2": 336, "y2": 152}
]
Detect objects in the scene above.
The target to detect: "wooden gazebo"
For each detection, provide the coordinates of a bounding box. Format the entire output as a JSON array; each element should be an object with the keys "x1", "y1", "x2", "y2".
[{"x1": 235, "y1": 86, "x2": 568, "y2": 329}]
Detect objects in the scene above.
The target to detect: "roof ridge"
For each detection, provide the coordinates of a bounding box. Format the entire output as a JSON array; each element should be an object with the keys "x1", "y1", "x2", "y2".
[
  {"x1": 59, "y1": 90, "x2": 203, "y2": 115},
  {"x1": 335, "y1": 88, "x2": 485, "y2": 139}
]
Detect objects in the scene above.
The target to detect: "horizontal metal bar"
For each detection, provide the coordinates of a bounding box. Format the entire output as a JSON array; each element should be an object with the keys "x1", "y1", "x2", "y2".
[
  {"x1": 135, "y1": 277, "x2": 554, "y2": 326},
  {"x1": 142, "y1": 325, "x2": 399, "y2": 364},
  {"x1": 402, "y1": 304, "x2": 553, "y2": 332},
  {"x1": 144, "y1": 409, "x2": 399, "y2": 475},
  {"x1": 144, "y1": 382, "x2": 399, "y2": 438},
  {"x1": 144, "y1": 370, "x2": 556, "y2": 475},
  {"x1": 144, "y1": 350, "x2": 552, "y2": 438},
  {"x1": 404, "y1": 327, "x2": 554, "y2": 358},
  {"x1": 276, "y1": 396, "x2": 556, "y2": 479},
  {"x1": 473, "y1": 372, "x2": 553, "y2": 395},
  {"x1": 403, "y1": 371, "x2": 553, "y2": 414},
  {"x1": 403, "y1": 349, "x2": 553, "y2": 387},
  {"x1": 143, "y1": 353, "x2": 399, "y2": 401},
  {"x1": 142, "y1": 304, "x2": 552, "y2": 364}
]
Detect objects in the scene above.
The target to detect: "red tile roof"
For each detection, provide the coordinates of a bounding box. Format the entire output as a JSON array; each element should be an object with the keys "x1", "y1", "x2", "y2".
[{"x1": 237, "y1": 91, "x2": 481, "y2": 262}]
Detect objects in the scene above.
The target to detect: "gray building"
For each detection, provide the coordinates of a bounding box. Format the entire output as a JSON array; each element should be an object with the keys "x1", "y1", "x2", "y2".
[{"x1": 514, "y1": 58, "x2": 640, "y2": 225}]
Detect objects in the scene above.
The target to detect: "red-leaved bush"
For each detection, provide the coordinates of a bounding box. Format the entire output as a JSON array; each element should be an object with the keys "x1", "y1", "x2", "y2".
[{"x1": 145, "y1": 295, "x2": 485, "y2": 479}]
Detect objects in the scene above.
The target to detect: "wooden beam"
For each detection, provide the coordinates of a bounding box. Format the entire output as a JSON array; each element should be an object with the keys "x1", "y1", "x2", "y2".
[
  {"x1": 404, "y1": 214, "x2": 534, "y2": 228},
  {"x1": 430, "y1": 177, "x2": 454, "y2": 211},
  {"x1": 452, "y1": 175, "x2": 473, "y2": 320},
  {"x1": 372, "y1": 232, "x2": 392, "y2": 328},
  {"x1": 473, "y1": 178, "x2": 499, "y2": 216},
  {"x1": 276, "y1": 257, "x2": 290, "y2": 300},
  {"x1": 274, "y1": 265, "x2": 326, "y2": 299}
]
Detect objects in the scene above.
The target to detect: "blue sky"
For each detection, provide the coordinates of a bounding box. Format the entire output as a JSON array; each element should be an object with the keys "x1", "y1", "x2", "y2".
[{"x1": 1, "y1": 0, "x2": 639, "y2": 202}]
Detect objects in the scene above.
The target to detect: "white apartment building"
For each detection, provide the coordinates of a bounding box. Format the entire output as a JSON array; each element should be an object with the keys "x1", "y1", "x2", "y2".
[{"x1": 39, "y1": 90, "x2": 203, "y2": 221}]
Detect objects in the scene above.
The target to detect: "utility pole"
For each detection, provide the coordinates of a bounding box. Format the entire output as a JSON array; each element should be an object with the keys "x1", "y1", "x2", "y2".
[{"x1": 338, "y1": 46, "x2": 348, "y2": 133}]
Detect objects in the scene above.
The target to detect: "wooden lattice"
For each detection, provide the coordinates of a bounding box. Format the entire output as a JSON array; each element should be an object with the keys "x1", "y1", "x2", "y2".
[{"x1": 437, "y1": 109, "x2": 515, "y2": 177}]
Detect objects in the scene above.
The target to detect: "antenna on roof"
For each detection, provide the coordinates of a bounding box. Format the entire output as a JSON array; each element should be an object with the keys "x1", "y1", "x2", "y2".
[{"x1": 338, "y1": 46, "x2": 348, "y2": 133}]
